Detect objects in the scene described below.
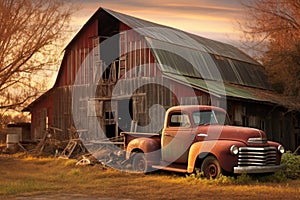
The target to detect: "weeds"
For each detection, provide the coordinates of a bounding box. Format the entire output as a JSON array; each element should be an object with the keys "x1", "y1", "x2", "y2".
[
  {"x1": 185, "y1": 172, "x2": 287, "y2": 185},
  {"x1": 281, "y1": 151, "x2": 300, "y2": 179},
  {"x1": 235, "y1": 173, "x2": 253, "y2": 184},
  {"x1": 185, "y1": 169, "x2": 236, "y2": 185},
  {"x1": 185, "y1": 169, "x2": 289, "y2": 184}
]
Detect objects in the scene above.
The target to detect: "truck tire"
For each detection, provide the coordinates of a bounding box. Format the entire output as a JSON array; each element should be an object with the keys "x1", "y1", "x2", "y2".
[
  {"x1": 201, "y1": 156, "x2": 221, "y2": 179},
  {"x1": 132, "y1": 152, "x2": 148, "y2": 173}
]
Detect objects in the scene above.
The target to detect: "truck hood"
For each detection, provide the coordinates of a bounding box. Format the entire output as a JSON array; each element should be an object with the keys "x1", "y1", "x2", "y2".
[{"x1": 196, "y1": 125, "x2": 267, "y2": 145}]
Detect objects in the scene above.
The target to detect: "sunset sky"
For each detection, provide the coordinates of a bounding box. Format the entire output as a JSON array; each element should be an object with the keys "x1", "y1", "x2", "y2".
[{"x1": 70, "y1": 0, "x2": 249, "y2": 46}]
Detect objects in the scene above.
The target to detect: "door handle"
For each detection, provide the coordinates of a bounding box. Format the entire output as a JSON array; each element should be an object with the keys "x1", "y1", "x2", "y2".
[{"x1": 164, "y1": 133, "x2": 172, "y2": 137}]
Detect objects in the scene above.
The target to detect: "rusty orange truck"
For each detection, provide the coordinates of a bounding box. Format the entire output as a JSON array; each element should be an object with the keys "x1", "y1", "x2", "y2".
[{"x1": 122, "y1": 105, "x2": 286, "y2": 178}]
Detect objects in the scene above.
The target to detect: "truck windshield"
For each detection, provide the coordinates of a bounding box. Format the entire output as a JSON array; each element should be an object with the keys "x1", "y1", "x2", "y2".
[{"x1": 192, "y1": 110, "x2": 228, "y2": 126}]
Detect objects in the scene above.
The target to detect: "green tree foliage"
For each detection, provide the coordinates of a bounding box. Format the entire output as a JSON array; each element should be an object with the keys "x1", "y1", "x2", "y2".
[
  {"x1": 240, "y1": 0, "x2": 300, "y2": 97},
  {"x1": 0, "y1": 0, "x2": 72, "y2": 112}
]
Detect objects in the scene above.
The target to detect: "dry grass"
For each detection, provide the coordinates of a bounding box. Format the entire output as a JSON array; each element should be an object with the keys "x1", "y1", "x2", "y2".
[{"x1": 0, "y1": 153, "x2": 299, "y2": 200}]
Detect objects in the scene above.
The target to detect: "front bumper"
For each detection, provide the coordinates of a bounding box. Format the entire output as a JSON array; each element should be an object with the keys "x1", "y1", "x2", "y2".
[{"x1": 234, "y1": 164, "x2": 286, "y2": 174}]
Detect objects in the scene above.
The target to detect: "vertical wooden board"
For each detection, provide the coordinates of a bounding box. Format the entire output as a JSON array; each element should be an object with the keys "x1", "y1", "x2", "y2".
[
  {"x1": 129, "y1": 78, "x2": 133, "y2": 96},
  {"x1": 62, "y1": 87, "x2": 66, "y2": 132},
  {"x1": 80, "y1": 86, "x2": 88, "y2": 133},
  {"x1": 67, "y1": 87, "x2": 72, "y2": 137},
  {"x1": 87, "y1": 116, "x2": 95, "y2": 140},
  {"x1": 121, "y1": 80, "x2": 126, "y2": 96},
  {"x1": 132, "y1": 97, "x2": 138, "y2": 122},
  {"x1": 133, "y1": 78, "x2": 137, "y2": 95},
  {"x1": 59, "y1": 88, "x2": 62, "y2": 129}
]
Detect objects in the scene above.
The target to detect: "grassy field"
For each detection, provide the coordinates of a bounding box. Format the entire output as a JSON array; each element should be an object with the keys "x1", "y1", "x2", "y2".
[{"x1": 0, "y1": 154, "x2": 299, "y2": 200}]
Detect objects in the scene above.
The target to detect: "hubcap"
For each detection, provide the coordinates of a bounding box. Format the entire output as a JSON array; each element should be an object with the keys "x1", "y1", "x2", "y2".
[
  {"x1": 208, "y1": 164, "x2": 217, "y2": 177},
  {"x1": 133, "y1": 155, "x2": 146, "y2": 172},
  {"x1": 137, "y1": 160, "x2": 145, "y2": 171}
]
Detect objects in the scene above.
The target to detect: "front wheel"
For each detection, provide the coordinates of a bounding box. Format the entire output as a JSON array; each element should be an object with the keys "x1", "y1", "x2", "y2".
[
  {"x1": 132, "y1": 152, "x2": 148, "y2": 173},
  {"x1": 201, "y1": 156, "x2": 221, "y2": 179}
]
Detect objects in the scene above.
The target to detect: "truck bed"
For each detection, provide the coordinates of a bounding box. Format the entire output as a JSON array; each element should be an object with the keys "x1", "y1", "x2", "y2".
[{"x1": 122, "y1": 132, "x2": 161, "y2": 148}]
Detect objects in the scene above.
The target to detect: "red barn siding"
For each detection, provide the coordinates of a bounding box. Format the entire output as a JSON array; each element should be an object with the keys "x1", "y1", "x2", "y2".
[
  {"x1": 30, "y1": 92, "x2": 54, "y2": 140},
  {"x1": 56, "y1": 19, "x2": 98, "y2": 87}
]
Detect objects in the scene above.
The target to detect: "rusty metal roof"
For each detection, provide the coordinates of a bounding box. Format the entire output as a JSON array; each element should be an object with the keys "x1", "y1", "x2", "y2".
[
  {"x1": 163, "y1": 73, "x2": 300, "y2": 111},
  {"x1": 104, "y1": 8, "x2": 270, "y2": 90}
]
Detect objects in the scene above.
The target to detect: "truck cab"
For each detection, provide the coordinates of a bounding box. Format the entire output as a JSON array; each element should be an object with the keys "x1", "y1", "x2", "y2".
[{"x1": 123, "y1": 105, "x2": 286, "y2": 178}]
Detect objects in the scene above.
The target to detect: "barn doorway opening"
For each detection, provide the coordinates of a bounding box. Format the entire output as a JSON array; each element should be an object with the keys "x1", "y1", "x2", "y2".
[
  {"x1": 118, "y1": 99, "x2": 133, "y2": 134},
  {"x1": 105, "y1": 124, "x2": 116, "y2": 138}
]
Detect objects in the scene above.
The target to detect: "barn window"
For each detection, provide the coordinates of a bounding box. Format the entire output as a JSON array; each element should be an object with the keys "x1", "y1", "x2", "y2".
[{"x1": 105, "y1": 111, "x2": 115, "y2": 120}]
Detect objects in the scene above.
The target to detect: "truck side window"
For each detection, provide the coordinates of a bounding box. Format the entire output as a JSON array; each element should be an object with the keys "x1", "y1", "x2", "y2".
[{"x1": 169, "y1": 113, "x2": 191, "y2": 127}]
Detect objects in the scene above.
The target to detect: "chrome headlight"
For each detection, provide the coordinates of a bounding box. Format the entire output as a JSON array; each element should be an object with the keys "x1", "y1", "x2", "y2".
[
  {"x1": 230, "y1": 145, "x2": 239, "y2": 155},
  {"x1": 278, "y1": 145, "x2": 285, "y2": 154}
]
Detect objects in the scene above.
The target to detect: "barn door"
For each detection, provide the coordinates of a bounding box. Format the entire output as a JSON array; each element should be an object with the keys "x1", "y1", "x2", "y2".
[{"x1": 117, "y1": 99, "x2": 133, "y2": 134}]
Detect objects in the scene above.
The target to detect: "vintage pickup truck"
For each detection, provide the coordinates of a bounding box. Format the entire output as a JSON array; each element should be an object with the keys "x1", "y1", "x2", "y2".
[{"x1": 122, "y1": 105, "x2": 286, "y2": 178}]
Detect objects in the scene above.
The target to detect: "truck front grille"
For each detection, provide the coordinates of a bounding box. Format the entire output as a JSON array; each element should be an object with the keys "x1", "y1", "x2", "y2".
[{"x1": 238, "y1": 146, "x2": 277, "y2": 166}]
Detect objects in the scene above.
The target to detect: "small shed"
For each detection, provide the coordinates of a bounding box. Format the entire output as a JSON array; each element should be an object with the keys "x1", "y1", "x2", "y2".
[{"x1": 5, "y1": 123, "x2": 31, "y2": 142}]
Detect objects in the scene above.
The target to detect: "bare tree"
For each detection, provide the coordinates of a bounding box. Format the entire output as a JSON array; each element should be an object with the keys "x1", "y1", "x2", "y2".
[
  {"x1": 0, "y1": 0, "x2": 72, "y2": 111},
  {"x1": 239, "y1": 0, "x2": 300, "y2": 97}
]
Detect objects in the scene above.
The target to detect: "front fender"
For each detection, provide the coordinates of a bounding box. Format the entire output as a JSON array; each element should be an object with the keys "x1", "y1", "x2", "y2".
[
  {"x1": 187, "y1": 140, "x2": 245, "y2": 173},
  {"x1": 126, "y1": 138, "x2": 161, "y2": 162},
  {"x1": 267, "y1": 141, "x2": 282, "y2": 164}
]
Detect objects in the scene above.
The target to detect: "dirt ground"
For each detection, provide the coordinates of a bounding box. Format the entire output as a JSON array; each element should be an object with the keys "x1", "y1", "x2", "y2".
[
  {"x1": 11, "y1": 194, "x2": 131, "y2": 200},
  {"x1": 0, "y1": 154, "x2": 299, "y2": 200}
]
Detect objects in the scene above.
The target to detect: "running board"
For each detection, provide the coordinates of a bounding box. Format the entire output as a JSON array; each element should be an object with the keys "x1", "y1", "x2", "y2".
[{"x1": 151, "y1": 165, "x2": 187, "y2": 173}]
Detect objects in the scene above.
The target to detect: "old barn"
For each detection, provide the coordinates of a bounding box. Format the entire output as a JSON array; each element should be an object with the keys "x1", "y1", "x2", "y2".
[{"x1": 24, "y1": 8, "x2": 300, "y2": 151}]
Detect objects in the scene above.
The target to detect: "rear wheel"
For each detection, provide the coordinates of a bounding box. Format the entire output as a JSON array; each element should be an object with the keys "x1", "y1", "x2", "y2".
[
  {"x1": 132, "y1": 152, "x2": 148, "y2": 173},
  {"x1": 201, "y1": 156, "x2": 221, "y2": 179}
]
